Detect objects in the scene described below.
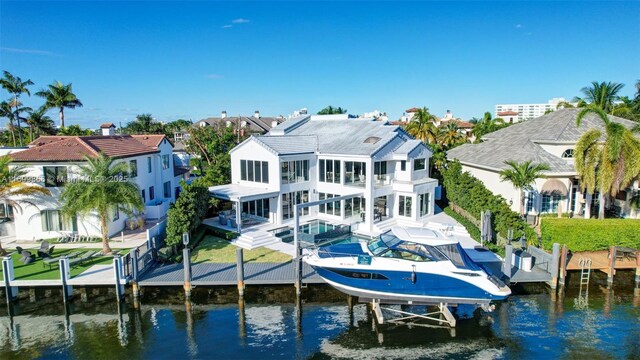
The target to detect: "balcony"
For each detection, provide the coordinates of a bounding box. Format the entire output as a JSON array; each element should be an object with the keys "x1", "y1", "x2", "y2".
[
  {"x1": 374, "y1": 174, "x2": 393, "y2": 187},
  {"x1": 145, "y1": 198, "x2": 170, "y2": 220},
  {"x1": 344, "y1": 173, "x2": 366, "y2": 187}
]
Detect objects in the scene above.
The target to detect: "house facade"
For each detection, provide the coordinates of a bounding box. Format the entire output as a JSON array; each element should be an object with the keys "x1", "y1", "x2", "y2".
[
  {"x1": 209, "y1": 115, "x2": 439, "y2": 241},
  {"x1": 447, "y1": 109, "x2": 640, "y2": 219},
  {"x1": 6, "y1": 134, "x2": 182, "y2": 241}
]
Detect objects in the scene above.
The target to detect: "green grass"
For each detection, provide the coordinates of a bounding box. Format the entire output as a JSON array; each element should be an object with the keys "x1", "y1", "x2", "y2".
[
  {"x1": 191, "y1": 235, "x2": 292, "y2": 263},
  {"x1": 1, "y1": 248, "x2": 115, "y2": 281}
]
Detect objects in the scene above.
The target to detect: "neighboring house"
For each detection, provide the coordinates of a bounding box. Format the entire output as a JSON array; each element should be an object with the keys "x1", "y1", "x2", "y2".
[
  {"x1": 5, "y1": 133, "x2": 182, "y2": 241},
  {"x1": 447, "y1": 109, "x2": 640, "y2": 219},
  {"x1": 497, "y1": 111, "x2": 519, "y2": 124},
  {"x1": 399, "y1": 107, "x2": 420, "y2": 122},
  {"x1": 209, "y1": 115, "x2": 438, "y2": 247},
  {"x1": 435, "y1": 110, "x2": 475, "y2": 140},
  {"x1": 194, "y1": 110, "x2": 286, "y2": 136}
]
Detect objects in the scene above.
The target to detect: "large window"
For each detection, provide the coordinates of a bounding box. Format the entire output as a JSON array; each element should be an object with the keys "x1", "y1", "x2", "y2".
[
  {"x1": 163, "y1": 181, "x2": 171, "y2": 198},
  {"x1": 129, "y1": 160, "x2": 138, "y2": 178},
  {"x1": 162, "y1": 154, "x2": 170, "y2": 170},
  {"x1": 43, "y1": 166, "x2": 67, "y2": 187},
  {"x1": 525, "y1": 191, "x2": 535, "y2": 213},
  {"x1": 242, "y1": 198, "x2": 270, "y2": 219},
  {"x1": 419, "y1": 193, "x2": 430, "y2": 217},
  {"x1": 345, "y1": 197, "x2": 366, "y2": 219},
  {"x1": 374, "y1": 161, "x2": 387, "y2": 176},
  {"x1": 282, "y1": 190, "x2": 309, "y2": 220},
  {"x1": 147, "y1": 157, "x2": 152, "y2": 173},
  {"x1": 414, "y1": 158, "x2": 426, "y2": 171},
  {"x1": 281, "y1": 160, "x2": 309, "y2": 184},
  {"x1": 399, "y1": 195, "x2": 412, "y2": 217},
  {"x1": 541, "y1": 194, "x2": 562, "y2": 213},
  {"x1": 41, "y1": 210, "x2": 77, "y2": 231},
  {"x1": 319, "y1": 193, "x2": 341, "y2": 216},
  {"x1": 345, "y1": 161, "x2": 366, "y2": 185},
  {"x1": 149, "y1": 186, "x2": 155, "y2": 201},
  {"x1": 319, "y1": 159, "x2": 340, "y2": 183},
  {"x1": 240, "y1": 160, "x2": 269, "y2": 183}
]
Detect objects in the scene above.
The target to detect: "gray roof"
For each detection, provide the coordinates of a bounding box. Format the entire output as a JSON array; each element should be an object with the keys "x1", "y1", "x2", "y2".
[
  {"x1": 447, "y1": 109, "x2": 638, "y2": 173},
  {"x1": 394, "y1": 139, "x2": 422, "y2": 155},
  {"x1": 254, "y1": 135, "x2": 318, "y2": 155},
  {"x1": 195, "y1": 115, "x2": 285, "y2": 134},
  {"x1": 281, "y1": 117, "x2": 402, "y2": 156}
]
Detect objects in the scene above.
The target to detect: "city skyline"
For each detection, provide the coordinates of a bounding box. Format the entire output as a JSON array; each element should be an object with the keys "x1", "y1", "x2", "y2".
[{"x1": 1, "y1": 1, "x2": 639, "y2": 128}]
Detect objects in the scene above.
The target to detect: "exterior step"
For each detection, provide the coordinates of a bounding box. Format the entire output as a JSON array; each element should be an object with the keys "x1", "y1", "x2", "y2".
[{"x1": 234, "y1": 232, "x2": 280, "y2": 250}]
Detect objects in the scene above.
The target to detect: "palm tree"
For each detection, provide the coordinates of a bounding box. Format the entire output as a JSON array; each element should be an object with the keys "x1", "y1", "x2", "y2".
[
  {"x1": 406, "y1": 107, "x2": 439, "y2": 144},
  {"x1": 57, "y1": 124, "x2": 94, "y2": 136},
  {"x1": 438, "y1": 122, "x2": 465, "y2": 149},
  {"x1": 499, "y1": 160, "x2": 550, "y2": 216},
  {"x1": 573, "y1": 81, "x2": 625, "y2": 113},
  {"x1": 59, "y1": 154, "x2": 143, "y2": 254},
  {"x1": 0, "y1": 101, "x2": 17, "y2": 146},
  {"x1": 575, "y1": 107, "x2": 640, "y2": 219},
  {"x1": 35, "y1": 81, "x2": 83, "y2": 128},
  {"x1": 471, "y1": 112, "x2": 506, "y2": 140},
  {"x1": 0, "y1": 71, "x2": 34, "y2": 146},
  {"x1": 25, "y1": 107, "x2": 55, "y2": 141},
  {"x1": 0, "y1": 155, "x2": 51, "y2": 255}
]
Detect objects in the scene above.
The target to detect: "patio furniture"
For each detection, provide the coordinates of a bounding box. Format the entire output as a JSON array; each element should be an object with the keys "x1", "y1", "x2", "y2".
[
  {"x1": 219, "y1": 213, "x2": 226, "y2": 225},
  {"x1": 39, "y1": 240, "x2": 50, "y2": 252},
  {"x1": 15, "y1": 246, "x2": 24, "y2": 253},
  {"x1": 69, "y1": 251, "x2": 96, "y2": 267},
  {"x1": 38, "y1": 249, "x2": 52, "y2": 259},
  {"x1": 20, "y1": 250, "x2": 35, "y2": 264}
]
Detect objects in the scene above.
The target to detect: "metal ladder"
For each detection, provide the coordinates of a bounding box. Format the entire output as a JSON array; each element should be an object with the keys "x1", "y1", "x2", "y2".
[{"x1": 578, "y1": 257, "x2": 592, "y2": 286}]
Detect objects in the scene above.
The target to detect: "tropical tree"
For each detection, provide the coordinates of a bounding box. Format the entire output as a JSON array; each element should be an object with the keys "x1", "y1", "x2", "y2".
[
  {"x1": 575, "y1": 108, "x2": 640, "y2": 219},
  {"x1": 573, "y1": 81, "x2": 625, "y2": 114},
  {"x1": 0, "y1": 101, "x2": 18, "y2": 146},
  {"x1": 406, "y1": 107, "x2": 439, "y2": 144},
  {"x1": 185, "y1": 123, "x2": 238, "y2": 186},
  {"x1": 35, "y1": 81, "x2": 83, "y2": 128},
  {"x1": 471, "y1": 112, "x2": 507, "y2": 140},
  {"x1": 438, "y1": 122, "x2": 466, "y2": 149},
  {"x1": 499, "y1": 160, "x2": 550, "y2": 216},
  {"x1": 58, "y1": 124, "x2": 94, "y2": 136},
  {"x1": 0, "y1": 71, "x2": 34, "y2": 146},
  {"x1": 0, "y1": 155, "x2": 51, "y2": 255},
  {"x1": 25, "y1": 106, "x2": 55, "y2": 141},
  {"x1": 59, "y1": 154, "x2": 144, "y2": 254},
  {"x1": 122, "y1": 113, "x2": 165, "y2": 134},
  {"x1": 317, "y1": 106, "x2": 347, "y2": 115}
]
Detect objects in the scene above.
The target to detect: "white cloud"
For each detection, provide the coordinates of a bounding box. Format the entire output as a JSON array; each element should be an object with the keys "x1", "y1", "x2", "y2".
[
  {"x1": 515, "y1": 24, "x2": 523, "y2": 29},
  {"x1": 232, "y1": 18, "x2": 250, "y2": 24},
  {"x1": 222, "y1": 24, "x2": 233, "y2": 29},
  {"x1": 0, "y1": 47, "x2": 61, "y2": 57},
  {"x1": 205, "y1": 74, "x2": 224, "y2": 79}
]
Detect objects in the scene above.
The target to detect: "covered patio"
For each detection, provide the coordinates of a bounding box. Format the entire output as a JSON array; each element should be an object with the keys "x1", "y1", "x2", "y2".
[{"x1": 208, "y1": 184, "x2": 280, "y2": 234}]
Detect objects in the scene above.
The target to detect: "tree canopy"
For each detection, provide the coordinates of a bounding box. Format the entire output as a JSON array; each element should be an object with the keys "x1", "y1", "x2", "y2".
[{"x1": 317, "y1": 106, "x2": 347, "y2": 115}]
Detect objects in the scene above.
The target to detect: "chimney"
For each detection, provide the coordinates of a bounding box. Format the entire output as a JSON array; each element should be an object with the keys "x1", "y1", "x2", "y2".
[
  {"x1": 254, "y1": 110, "x2": 260, "y2": 119},
  {"x1": 271, "y1": 120, "x2": 278, "y2": 128},
  {"x1": 100, "y1": 123, "x2": 116, "y2": 136},
  {"x1": 221, "y1": 111, "x2": 227, "y2": 119}
]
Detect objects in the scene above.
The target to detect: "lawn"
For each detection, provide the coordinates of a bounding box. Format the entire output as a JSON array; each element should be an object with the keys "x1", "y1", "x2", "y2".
[
  {"x1": 1, "y1": 248, "x2": 116, "y2": 281},
  {"x1": 192, "y1": 235, "x2": 292, "y2": 263}
]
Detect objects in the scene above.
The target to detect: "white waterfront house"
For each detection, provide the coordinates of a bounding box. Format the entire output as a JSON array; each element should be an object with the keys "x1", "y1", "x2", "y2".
[
  {"x1": 5, "y1": 131, "x2": 182, "y2": 241},
  {"x1": 447, "y1": 109, "x2": 640, "y2": 219},
  {"x1": 209, "y1": 115, "x2": 439, "y2": 248}
]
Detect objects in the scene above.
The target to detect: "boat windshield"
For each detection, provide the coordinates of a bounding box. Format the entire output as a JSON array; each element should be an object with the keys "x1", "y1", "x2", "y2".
[
  {"x1": 434, "y1": 243, "x2": 481, "y2": 270},
  {"x1": 368, "y1": 233, "x2": 445, "y2": 262}
]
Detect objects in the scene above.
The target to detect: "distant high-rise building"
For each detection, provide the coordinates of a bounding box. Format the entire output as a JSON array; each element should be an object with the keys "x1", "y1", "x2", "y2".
[{"x1": 495, "y1": 98, "x2": 574, "y2": 123}]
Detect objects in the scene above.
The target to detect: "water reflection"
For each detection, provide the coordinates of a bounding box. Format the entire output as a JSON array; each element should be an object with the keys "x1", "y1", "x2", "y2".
[{"x1": 0, "y1": 285, "x2": 638, "y2": 360}]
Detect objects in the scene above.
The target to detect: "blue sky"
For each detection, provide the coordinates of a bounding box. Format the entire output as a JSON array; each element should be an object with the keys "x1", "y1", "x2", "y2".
[{"x1": 1, "y1": 1, "x2": 639, "y2": 128}]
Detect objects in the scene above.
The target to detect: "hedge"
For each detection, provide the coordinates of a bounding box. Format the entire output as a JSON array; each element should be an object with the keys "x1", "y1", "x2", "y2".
[
  {"x1": 444, "y1": 207, "x2": 504, "y2": 256},
  {"x1": 441, "y1": 161, "x2": 537, "y2": 244},
  {"x1": 203, "y1": 224, "x2": 239, "y2": 240},
  {"x1": 540, "y1": 218, "x2": 640, "y2": 251}
]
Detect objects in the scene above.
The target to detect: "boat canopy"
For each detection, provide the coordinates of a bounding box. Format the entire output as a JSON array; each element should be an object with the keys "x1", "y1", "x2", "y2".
[{"x1": 390, "y1": 226, "x2": 457, "y2": 246}]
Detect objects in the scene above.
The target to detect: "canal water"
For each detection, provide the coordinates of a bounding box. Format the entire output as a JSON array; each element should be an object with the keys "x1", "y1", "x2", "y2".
[{"x1": 1, "y1": 282, "x2": 638, "y2": 360}]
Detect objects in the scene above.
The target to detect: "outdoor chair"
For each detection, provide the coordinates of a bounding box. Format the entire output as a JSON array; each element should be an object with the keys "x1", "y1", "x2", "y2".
[
  {"x1": 20, "y1": 250, "x2": 35, "y2": 264},
  {"x1": 16, "y1": 246, "x2": 24, "y2": 253},
  {"x1": 40, "y1": 240, "x2": 50, "y2": 252},
  {"x1": 38, "y1": 249, "x2": 52, "y2": 259},
  {"x1": 69, "y1": 251, "x2": 96, "y2": 267},
  {"x1": 43, "y1": 256, "x2": 60, "y2": 269}
]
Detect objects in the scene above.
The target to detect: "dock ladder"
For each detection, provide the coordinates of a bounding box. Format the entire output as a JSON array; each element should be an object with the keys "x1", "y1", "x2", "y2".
[{"x1": 578, "y1": 257, "x2": 592, "y2": 286}]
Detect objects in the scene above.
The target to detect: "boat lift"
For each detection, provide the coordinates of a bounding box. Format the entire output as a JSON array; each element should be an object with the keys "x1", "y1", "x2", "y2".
[{"x1": 363, "y1": 298, "x2": 459, "y2": 328}]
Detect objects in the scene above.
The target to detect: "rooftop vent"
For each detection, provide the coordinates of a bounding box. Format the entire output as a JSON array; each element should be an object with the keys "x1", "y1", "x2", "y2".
[{"x1": 364, "y1": 136, "x2": 381, "y2": 144}]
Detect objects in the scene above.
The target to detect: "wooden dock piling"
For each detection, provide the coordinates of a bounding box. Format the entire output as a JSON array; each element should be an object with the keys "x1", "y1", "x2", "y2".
[
  {"x1": 558, "y1": 245, "x2": 568, "y2": 287},
  {"x1": 2, "y1": 256, "x2": 18, "y2": 304},
  {"x1": 59, "y1": 257, "x2": 72, "y2": 303},
  {"x1": 183, "y1": 233, "x2": 192, "y2": 299},
  {"x1": 607, "y1": 246, "x2": 616, "y2": 286},
  {"x1": 502, "y1": 244, "x2": 513, "y2": 283},
  {"x1": 549, "y1": 243, "x2": 560, "y2": 289},
  {"x1": 236, "y1": 248, "x2": 245, "y2": 298}
]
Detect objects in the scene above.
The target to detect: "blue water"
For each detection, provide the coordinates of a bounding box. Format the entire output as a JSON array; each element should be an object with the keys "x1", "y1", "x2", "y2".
[{"x1": 1, "y1": 286, "x2": 638, "y2": 359}]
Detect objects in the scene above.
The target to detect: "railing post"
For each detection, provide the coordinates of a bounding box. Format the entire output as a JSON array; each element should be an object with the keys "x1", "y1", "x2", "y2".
[
  {"x1": 131, "y1": 249, "x2": 140, "y2": 298},
  {"x1": 2, "y1": 256, "x2": 18, "y2": 303},
  {"x1": 151, "y1": 237, "x2": 157, "y2": 261},
  {"x1": 113, "y1": 255, "x2": 125, "y2": 302},
  {"x1": 549, "y1": 243, "x2": 560, "y2": 290},
  {"x1": 503, "y1": 244, "x2": 513, "y2": 283},
  {"x1": 59, "y1": 257, "x2": 73, "y2": 303},
  {"x1": 559, "y1": 244, "x2": 568, "y2": 286},
  {"x1": 236, "y1": 248, "x2": 245, "y2": 298},
  {"x1": 183, "y1": 233, "x2": 192, "y2": 299}
]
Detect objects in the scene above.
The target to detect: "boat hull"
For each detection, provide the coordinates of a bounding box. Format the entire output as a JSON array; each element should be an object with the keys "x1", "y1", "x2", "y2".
[{"x1": 312, "y1": 265, "x2": 509, "y2": 306}]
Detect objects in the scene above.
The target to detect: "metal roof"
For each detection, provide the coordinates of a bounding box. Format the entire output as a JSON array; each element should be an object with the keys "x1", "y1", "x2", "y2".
[{"x1": 208, "y1": 184, "x2": 279, "y2": 201}]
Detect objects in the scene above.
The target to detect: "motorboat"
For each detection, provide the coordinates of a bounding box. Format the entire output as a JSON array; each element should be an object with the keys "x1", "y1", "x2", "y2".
[{"x1": 304, "y1": 226, "x2": 511, "y2": 307}]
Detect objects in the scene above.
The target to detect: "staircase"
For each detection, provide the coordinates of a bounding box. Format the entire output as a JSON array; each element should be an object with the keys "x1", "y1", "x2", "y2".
[
  {"x1": 233, "y1": 228, "x2": 280, "y2": 250},
  {"x1": 373, "y1": 218, "x2": 398, "y2": 234}
]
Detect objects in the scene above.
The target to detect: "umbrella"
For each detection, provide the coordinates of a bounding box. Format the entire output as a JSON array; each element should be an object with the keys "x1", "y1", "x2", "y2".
[{"x1": 482, "y1": 210, "x2": 492, "y2": 245}]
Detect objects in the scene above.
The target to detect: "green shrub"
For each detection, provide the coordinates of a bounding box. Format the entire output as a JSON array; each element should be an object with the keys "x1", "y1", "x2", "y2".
[
  {"x1": 441, "y1": 161, "x2": 537, "y2": 244},
  {"x1": 204, "y1": 224, "x2": 238, "y2": 240},
  {"x1": 166, "y1": 182, "x2": 210, "y2": 246},
  {"x1": 540, "y1": 218, "x2": 640, "y2": 251},
  {"x1": 444, "y1": 207, "x2": 504, "y2": 257}
]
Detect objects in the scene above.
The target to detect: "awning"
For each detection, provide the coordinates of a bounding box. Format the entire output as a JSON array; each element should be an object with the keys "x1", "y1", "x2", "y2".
[
  {"x1": 208, "y1": 184, "x2": 280, "y2": 202},
  {"x1": 541, "y1": 179, "x2": 568, "y2": 195}
]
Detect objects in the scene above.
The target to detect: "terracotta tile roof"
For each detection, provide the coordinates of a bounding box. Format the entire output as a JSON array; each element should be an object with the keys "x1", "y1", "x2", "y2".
[
  {"x1": 100, "y1": 122, "x2": 116, "y2": 128},
  {"x1": 441, "y1": 120, "x2": 474, "y2": 129},
  {"x1": 12, "y1": 135, "x2": 165, "y2": 162},
  {"x1": 405, "y1": 107, "x2": 420, "y2": 113},
  {"x1": 498, "y1": 111, "x2": 519, "y2": 116},
  {"x1": 387, "y1": 120, "x2": 407, "y2": 126}
]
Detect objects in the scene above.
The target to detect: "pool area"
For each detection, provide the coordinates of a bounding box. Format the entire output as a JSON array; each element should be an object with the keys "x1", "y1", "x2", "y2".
[
  {"x1": 273, "y1": 219, "x2": 370, "y2": 246},
  {"x1": 300, "y1": 219, "x2": 338, "y2": 235}
]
